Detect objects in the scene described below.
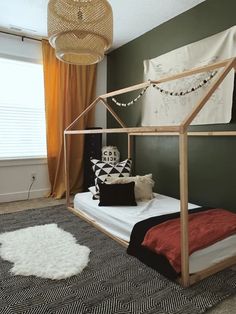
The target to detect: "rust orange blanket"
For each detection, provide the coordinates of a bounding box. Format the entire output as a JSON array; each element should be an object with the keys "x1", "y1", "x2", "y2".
[{"x1": 142, "y1": 209, "x2": 236, "y2": 273}]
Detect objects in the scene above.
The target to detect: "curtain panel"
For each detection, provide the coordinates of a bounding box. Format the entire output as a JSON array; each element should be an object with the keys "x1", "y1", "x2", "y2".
[{"x1": 42, "y1": 40, "x2": 97, "y2": 198}]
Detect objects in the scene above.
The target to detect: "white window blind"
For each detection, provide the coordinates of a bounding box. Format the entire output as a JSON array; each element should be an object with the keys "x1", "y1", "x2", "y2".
[{"x1": 0, "y1": 57, "x2": 47, "y2": 159}]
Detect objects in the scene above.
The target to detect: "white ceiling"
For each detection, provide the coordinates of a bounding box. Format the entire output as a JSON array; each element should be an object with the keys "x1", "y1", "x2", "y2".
[{"x1": 0, "y1": 0, "x2": 205, "y2": 50}]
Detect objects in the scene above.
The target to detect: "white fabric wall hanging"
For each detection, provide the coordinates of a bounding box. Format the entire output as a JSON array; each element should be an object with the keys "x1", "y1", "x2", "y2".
[{"x1": 142, "y1": 25, "x2": 236, "y2": 126}]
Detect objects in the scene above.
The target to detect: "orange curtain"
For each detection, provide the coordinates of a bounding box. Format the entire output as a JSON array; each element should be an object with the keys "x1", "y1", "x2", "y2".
[{"x1": 42, "y1": 40, "x2": 97, "y2": 198}]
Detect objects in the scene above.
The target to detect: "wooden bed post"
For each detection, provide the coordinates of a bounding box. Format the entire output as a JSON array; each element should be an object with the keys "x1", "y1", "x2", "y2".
[
  {"x1": 64, "y1": 132, "x2": 70, "y2": 207},
  {"x1": 128, "y1": 134, "x2": 133, "y2": 159},
  {"x1": 179, "y1": 131, "x2": 190, "y2": 287}
]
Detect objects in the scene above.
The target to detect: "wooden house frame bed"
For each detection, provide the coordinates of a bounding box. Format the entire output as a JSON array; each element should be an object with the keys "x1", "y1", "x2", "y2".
[{"x1": 64, "y1": 57, "x2": 236, "y2": 287}]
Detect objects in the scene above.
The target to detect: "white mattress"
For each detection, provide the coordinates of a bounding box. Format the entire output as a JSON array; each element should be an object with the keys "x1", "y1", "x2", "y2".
[{"x1": 74, "y1": 192, "x2": 236, "y2": 273}]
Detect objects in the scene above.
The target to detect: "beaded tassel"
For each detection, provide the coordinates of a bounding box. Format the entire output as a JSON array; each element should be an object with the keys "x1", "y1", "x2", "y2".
[
  {"x1": 111, "y1": 86, "x2": 149, "y2": 107},
  {"x1": 111, "y1": 71, "x2": 218, "y2": 107},
  {"x1": 152, "y1": 71, "x2": 217, "y2": 96}
]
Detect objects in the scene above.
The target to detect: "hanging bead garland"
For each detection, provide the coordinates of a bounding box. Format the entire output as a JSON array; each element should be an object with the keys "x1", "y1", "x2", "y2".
[
  {"x1": 152, "y1": 70, "x2": 218, "y2": 96},
  {"x1": 111, "y1": 86, "x2": 149, "y2": 107},
  {"x1": 110, "y1": 70, "x2": 218, "y2": 107}
]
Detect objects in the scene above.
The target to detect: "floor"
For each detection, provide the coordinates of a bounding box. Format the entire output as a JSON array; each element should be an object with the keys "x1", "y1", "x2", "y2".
[
  {"x1": 0, "y1": 197, "x2": 235, "y2": 314},
  {"x1": 0, "y1": 197, "x2": 66, "y2": 214}
]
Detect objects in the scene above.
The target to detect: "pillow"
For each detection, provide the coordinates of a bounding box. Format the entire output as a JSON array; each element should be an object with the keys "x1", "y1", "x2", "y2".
[
  {"x1": 106, "y1": 174, "x2": 155, "y2": 201},
  {"x1": 98, "y1": 182, "x2": 137, "y2": 206},
  {"x1": 88, "y1": 186, "x2": 96, "y2": 196},
  {"x1": 90, "y1": 158, "x2": 132, "y2": 199}
]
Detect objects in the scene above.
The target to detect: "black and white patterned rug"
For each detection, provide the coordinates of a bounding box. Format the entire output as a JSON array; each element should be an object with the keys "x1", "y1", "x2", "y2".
[{"x1": 0, "y1": 205, "x2": 235, "y2": 314}]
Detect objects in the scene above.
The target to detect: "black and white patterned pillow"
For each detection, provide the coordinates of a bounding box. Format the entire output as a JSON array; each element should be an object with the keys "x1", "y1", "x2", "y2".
[{"x1": 90, "y1": 158, "x2": 132, "y2": 199}]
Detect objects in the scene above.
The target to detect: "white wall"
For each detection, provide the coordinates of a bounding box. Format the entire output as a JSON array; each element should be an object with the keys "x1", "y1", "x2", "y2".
[
  {"x1": 0, "y1": 32, "x2": 42, "y2": 62},
  {"x1": 0, "y1": 33, "x2": 107, "y2": 203},
  {"x1": 0, "y1": 33, "x2": 49, "y2": 203},
  {"x1": 0, "y1": 158, "x2": 50, "y2": 203}
]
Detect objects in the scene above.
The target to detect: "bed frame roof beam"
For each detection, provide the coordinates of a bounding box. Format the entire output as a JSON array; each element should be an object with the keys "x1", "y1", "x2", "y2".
[
  {"x1": 99, "y1": 98, "x2": 127, "y2": 128},
  {"x1": 99, "y1": 57, "x2": 235, "y2": 100},
  {"x1": 65, "y1": 126, "x2": 181, "y2": 135},
  {"x1": 65, "y1": 97, "x2": 101, "y2": 131},
  {"x1": 100, "y1": 82, "x2": 150, "y2": 99},
  {"x1": 152, "y1": 57, "x2": 235, "y2": 85},
  {"x1": 128, "y1": 131, "x2": 236, "y2": 137},
  {"x1": 181, "y1": 58, "x2": 236, "y2": 130}
]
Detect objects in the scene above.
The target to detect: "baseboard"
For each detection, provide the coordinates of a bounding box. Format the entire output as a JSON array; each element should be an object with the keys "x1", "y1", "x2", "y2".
[{"x1": 0, "y1": 188, "x2": 51, "y2": 203}]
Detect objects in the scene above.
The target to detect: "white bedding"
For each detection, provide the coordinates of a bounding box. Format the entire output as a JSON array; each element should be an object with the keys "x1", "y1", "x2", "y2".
[{"x1": 74, "y1": 192, "x2": 236, "y2": 273}]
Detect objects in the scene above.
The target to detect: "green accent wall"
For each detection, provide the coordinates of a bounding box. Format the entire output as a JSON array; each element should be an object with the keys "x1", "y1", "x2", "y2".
[{"x1": 107, "y1": 0, "x2": 236, "y2": 210}]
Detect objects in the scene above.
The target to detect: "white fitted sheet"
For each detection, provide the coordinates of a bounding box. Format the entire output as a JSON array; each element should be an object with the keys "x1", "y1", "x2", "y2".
[{"x1": 74, "y1": 192, "x2": 236, "y2": 273}]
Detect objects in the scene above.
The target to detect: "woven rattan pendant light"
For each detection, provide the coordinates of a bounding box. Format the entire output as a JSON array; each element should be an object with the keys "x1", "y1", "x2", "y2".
[{"x1": 48, "y1": 0, "x2": 113, "y2": 65}]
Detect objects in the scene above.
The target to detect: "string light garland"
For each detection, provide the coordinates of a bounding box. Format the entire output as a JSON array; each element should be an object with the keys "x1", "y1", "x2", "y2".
[
  {"x1": 111, "y1": 70, "x2": 218, "y2": 107},
  {"x1": 152, "y1": 71, "x2": 218, "y2": 96},
  {"x1": 111, "y1": 86, "x2": 149, "y2": 107}
]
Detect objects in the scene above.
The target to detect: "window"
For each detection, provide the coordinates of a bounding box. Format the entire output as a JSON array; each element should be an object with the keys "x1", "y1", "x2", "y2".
[{"x1": 0, "y1": 57, "x2": 47, "y2": 159}]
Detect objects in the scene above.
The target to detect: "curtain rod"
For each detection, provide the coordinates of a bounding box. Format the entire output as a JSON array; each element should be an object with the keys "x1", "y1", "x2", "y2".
[{"x1": 0, "y1": 30, "x2": 45, "y2": 42}]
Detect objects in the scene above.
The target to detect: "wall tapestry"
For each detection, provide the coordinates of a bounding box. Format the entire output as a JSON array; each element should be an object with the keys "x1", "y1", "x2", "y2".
[{"x1": 141, "y1": 25, "x2": 236, "y2": 126}]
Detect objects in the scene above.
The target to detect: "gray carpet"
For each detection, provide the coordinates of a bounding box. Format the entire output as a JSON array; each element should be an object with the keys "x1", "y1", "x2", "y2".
[{"x1": 0, "y1": 205, "x2": 235, "y2": 314}]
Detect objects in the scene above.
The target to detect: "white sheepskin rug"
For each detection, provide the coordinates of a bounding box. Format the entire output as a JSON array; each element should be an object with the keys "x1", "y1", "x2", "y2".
[{"x1": 0, "y1": 223, "x2": 90, "y2": 280}]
